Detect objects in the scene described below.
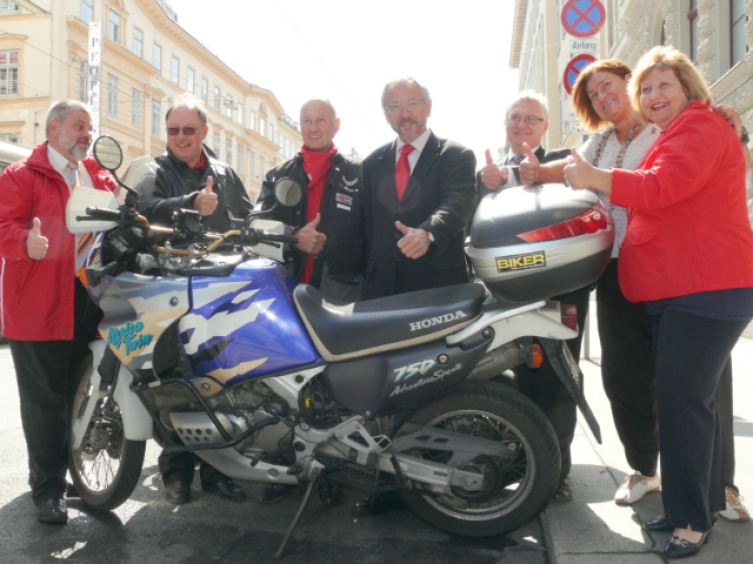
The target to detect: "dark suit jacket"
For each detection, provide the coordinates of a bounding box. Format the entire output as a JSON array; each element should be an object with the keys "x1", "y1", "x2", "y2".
[
  {"x1": 362, "y1": 131, "x2": 477, "y2": 298},
  {"x1": 475, "y1": 146, "x2": 572, "y2": 202}
]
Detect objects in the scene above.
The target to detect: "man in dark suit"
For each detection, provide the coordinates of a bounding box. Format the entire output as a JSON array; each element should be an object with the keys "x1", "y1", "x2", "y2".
[
  {"x1": 362, "y1": 78, "x2": 476, "y2": 299},
  {"x1": 478, "y1": 91, "x2": 588, "y2": 503}
]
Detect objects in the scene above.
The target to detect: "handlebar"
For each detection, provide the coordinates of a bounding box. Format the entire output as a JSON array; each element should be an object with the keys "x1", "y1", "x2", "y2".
[{"x1": 81, "y1": 206, "x2": 123, "y2": 222}]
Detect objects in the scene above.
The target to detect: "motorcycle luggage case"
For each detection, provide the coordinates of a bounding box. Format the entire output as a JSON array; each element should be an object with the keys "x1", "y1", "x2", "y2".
[{"x1": 467, "y1": 183, "x2": 614, "y2": 303}]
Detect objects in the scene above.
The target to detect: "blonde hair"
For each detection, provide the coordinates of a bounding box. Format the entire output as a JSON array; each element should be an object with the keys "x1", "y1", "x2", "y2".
[{"x1": 629, "y1": 45, "x2": 713, "y2": 123}]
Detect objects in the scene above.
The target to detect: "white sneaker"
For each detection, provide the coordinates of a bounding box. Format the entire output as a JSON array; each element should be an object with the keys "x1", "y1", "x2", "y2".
[
  {"x1": 614, "y1": 472, "x2": 660, "y2": 505},
  {"x1": 719, "y1": 486, "x2": 750, "y2": 521}
]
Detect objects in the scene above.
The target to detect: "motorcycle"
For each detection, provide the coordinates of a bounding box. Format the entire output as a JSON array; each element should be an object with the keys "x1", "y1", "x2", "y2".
[{"x1": 66, "y1": 136, "x2": 611, "y2": 557}]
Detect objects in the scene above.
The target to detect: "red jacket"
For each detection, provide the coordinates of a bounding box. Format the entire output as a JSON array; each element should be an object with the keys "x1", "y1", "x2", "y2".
[
  {"x1": 611, "y1": 100, "x2": 753, "y2": 303},
  {"x1": 0, "y1": 142, "x2": 116, "y2": 340}
]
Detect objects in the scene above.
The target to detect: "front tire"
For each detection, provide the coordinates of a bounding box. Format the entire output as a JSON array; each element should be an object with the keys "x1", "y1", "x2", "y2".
[
  {"x1": 68, "y1": 356, "x2": 146, "y2": 511},
  {"x1": 396, "y1": 382, "x2": 560, "y2": 537}
]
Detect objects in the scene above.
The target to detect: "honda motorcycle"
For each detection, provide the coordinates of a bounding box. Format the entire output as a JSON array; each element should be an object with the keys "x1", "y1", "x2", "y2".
[{"x1": 66, "y1": 136, "x2": 611, "y2": 556}]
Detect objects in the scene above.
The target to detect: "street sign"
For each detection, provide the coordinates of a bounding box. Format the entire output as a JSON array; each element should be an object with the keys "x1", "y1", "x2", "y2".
[
  {"x1": 561, "y1": 0, "x2": 606, "y2": 38},
  {"x1": 88, "y1": 22, "x2": 101, "y2": 137},
  {"x1": 563, "y1": 54, "x2": 596, "y2": 95}
]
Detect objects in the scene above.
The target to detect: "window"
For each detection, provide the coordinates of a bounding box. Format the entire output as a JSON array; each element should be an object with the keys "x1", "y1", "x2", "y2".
[
  {"x1": 133, "y1": 28, "x2": 143, "y2": 58},
  {"x1": 0, "y1": 1, "x2": 19, "y2": 14},
  {"x1": 260, "y1": 157, "x2": 266, "y2": 178},
  {"x1": 200, "y1": 77, "x2": 208, "y2": 104},
  {"x1": 108, "y1": 9, "x2": 120, "y2": 43},
  {"x1": 213, "y1": 132, "x2": 220, "y2": 156},
  {"x1": 236, "y1": 145, "x2": 244, "y2": 175},
  {"x1": 0, "y1": 132, "x2": 19, "y2": 143},
  {"x1": 78, "y1": 60, "x2": 88, "y2": 102},
  {"x1": 225, "y1": 101, "x2": 234, "y2": 119},
  {"x1": 259, "y1": 117, "x2": 266, "y2": 137},
  {"x1": 186, "y1": 67, "x2": 195, "y2": 94},
  {"x1": 268, "y1": 124, "x2": 274, "y2": 142},
  {"x1": 0, "y1": 50, "x2": 19, "y2": 96},
  {"x1": 153, "y1": 43, "x2": 161, "y2": 72},
  {"x1": 81, "y1": 0, "x2": 93, "y2": 22},
  {"x1": 170, "y1": 56, "x2": 179, "y2": 85},
  {"x1": 131, "y1": 89, "x2": 141, "y2": 127},
  {"x1": 107, "y1": 74, "x2": 119, "y2": 116},
  {"x1": 248, "y1": 111, "x2": 255, "y2": 131},
  {"x1": 213, "y1": 86, "x2": 221, "y2": 111},
  {"x1": 249, "y1": 151, "x2": 256, "y2": 177},
  {"x1": 731, "y1": 0, "x2": 748, "y2": 66},
  {"x1": 151, "y1": 100, "x2": 161, "y2": 136},
  {"x1": 688, "y1": 1, "x2": 699, "y2": 62},
  {"x1": 226, "y1": 139, "x2": 233, "y2": 167}
]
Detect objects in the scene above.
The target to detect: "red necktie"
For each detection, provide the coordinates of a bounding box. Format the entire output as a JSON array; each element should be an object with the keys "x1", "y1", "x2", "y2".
[{"x1": 395, "y1": 144, "x2": 415, "y2": 200}]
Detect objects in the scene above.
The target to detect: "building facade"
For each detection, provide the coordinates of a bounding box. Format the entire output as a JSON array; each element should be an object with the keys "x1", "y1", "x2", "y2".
[
  {"x1": 0, "y1": 0, "x2": 302, "y2": 200},
  {"x1": 511, "y1": 0, "x2": 752, "y2": 173}
]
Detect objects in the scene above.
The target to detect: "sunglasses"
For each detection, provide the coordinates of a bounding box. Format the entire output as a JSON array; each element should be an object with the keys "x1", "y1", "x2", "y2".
[{"x1": 166, "y1": 126, "x2": 200, "y2": 136}]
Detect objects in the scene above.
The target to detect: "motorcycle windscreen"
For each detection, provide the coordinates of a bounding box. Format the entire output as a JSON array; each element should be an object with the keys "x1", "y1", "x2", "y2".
[{"x1": 179, "y1": 259, "x2": 322, "y2": 385}]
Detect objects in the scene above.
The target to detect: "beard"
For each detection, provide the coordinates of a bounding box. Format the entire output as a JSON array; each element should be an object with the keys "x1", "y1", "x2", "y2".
[{"x1": 58, "y1": 128, "x2": 91, "y2": 161}]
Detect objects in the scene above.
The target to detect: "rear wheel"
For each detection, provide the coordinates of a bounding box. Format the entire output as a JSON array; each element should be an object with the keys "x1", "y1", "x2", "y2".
[
  {"x1": 396, "y1": 382, "x2": 560, "y2": 537},
  {"x1": 68, "y1": 358, "x2": 146, "y2": 511}
]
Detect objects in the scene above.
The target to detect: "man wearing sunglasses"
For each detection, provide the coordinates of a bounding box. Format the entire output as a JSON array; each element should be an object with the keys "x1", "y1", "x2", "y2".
[
  {"x1": 138, "y1": 95, "x2": 251, "y2": 505},
  {"x1": 142, "y1": 94, "x2": 253, "y2": 232}
]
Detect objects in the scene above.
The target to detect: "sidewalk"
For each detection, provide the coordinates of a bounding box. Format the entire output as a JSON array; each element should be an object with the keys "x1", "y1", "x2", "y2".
[{"x1": 542, "y1": 317, "x2": 753, "y2": 563}]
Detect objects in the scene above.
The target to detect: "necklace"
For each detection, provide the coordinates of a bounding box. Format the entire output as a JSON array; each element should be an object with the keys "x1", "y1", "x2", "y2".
[{"x1": 592, "y1": 119, "x2": 641, "y2": 169}]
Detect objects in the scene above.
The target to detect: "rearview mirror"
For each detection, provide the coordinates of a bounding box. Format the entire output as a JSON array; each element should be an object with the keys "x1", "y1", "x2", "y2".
[
  {"x1": 274, "y1": 178, "x2": 303, "y2": 207},
  {"x1": 92, "y1": 135, "x2": 123, "y2": 172}
]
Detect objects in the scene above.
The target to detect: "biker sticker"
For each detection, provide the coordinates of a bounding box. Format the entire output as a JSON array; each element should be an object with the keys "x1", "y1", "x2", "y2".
[
  {"x1": 107, "y1": 321, "x2": 154, "y2": 355},
  {"x1": 496, "y1": 252, "x2": 546, "y2": 272},
  {"x1": 335, "y1": 192, "x2": 353, "y2": 211},
  {"x1": 390, "y1": 360, "x2": 463, "y2": 397}
]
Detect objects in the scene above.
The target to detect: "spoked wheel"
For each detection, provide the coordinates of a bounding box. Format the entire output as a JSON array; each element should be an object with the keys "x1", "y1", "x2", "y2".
[
  {"x1": 396, "y1": 382, "x2": 560, "y2": 537},
  {"x1": 68, "y1": 358, "x2": 146, "y2": 511}
]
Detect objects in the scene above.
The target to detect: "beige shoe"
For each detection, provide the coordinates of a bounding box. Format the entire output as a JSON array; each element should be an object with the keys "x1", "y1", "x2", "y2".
[
  {"x1": 614, "y1": 472, "x2": 660, "y2": 505},
  {"x1": 719, "y1": 486, "x2": 750, "y2": 521}
]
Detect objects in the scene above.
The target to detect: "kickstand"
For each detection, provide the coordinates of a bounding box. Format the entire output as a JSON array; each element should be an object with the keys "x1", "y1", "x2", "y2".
[{"x1": 274, "y1": 461, "x2": 323, "y2": 559}]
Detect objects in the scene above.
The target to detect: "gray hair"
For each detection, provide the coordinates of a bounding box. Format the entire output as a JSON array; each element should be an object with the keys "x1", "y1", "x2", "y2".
[
  {"x1": 506, "y1": 90, "x2": 550, "y2": 121},
  {"x1": 300, "y1": 98, "x2": 338, "y2": 122},
  {"x1": 381, "y1": 78, "x2": 431, "y2": 108},
  {"x1": 165, "y1": 93, "x2": 208, "y2": 124},
  {"x1": 45, "y1": 99, "x2": 91, "y2": 137}
]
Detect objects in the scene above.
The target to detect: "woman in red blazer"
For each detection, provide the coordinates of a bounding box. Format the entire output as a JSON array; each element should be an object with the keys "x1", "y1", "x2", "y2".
[{"x1": 564, "y1": 45, "x2": 753, "y2": 559}]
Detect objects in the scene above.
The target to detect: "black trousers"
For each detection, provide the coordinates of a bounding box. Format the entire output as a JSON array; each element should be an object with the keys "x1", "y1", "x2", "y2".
[
  {"x1": 10, "y1": 280, "x2": 101, "y2": 505},
  {"x1": 515, "y1": 284, "x2": 591, "y2": 480},
  {"x1": 596, "y1": 260, "x2": 659, "y2": 476},
  {"x1": 653, "y1": 310, "x2": 749, "y2": 532},
  {"x1": 158, "y1": 447, "x2": 222, "y2": 487}
]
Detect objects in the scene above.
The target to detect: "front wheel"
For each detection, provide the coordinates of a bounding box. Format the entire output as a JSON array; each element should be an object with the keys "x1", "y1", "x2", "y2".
[
  {"x1": 68, "y1": 356, "x2": 146, "y2": 511},
  {"x1": 396, "y1": 382, "x2": 560, "y2": 537}
]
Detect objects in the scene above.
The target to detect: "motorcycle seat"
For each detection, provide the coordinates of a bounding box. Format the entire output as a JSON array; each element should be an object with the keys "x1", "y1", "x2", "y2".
[{"x1": 294, "y1": 282, "x2": 486, "y2": 361}]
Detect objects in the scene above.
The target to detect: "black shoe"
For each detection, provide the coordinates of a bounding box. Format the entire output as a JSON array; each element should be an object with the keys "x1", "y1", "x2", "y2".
[
  {"x1": 66, "y1": 483, "x2": 80, "y2": 498},
  {"x1": 36, "y1": 497, "x2": 68, "y2": 524},
  {"x1": 664, "y1": 529, "x2": 712, "y2": 559},
  {"x1": 644, "y1": 516, "x2": 673, "y2": 531},
  {"x1": 552, "y1": 479, "x2": 572, "y2": 502},
  {"x1": 351, "y1": 491, "x2": 404, "y2": 517},
  {"x1": 202, "y1": 478, "x2": 246, "y2": 502},
  {"x1": 258, "y1": 483, "x2": 297, "y2": 505},
  {"x1": 165, "y1": 480, "x2": 191, "y2": 504}
]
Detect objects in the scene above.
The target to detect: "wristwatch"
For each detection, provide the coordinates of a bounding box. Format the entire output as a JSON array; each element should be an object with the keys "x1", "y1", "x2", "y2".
[
  {"x1": 427, "y1": 231, "x2": 435, "y2": 243},
  {"x1": 741, "y1": 126, "x2": 750, "y2": 145}
]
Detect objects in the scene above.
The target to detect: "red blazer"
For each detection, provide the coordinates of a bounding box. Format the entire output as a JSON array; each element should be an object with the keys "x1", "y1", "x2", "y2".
[
  {"x1": 0, "y1": 142, "x2": 116, "y2": 340},
  {"x1": 611, "y1": 100, "x2": 753, "y2": 303}
]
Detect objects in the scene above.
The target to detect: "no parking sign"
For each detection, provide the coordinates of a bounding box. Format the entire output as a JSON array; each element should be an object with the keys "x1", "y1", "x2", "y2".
[
  {"x1": 561, "y1": 0, "x2": 606, "y2": 38},
  {"x1": 563, "y1": 53, "x2": 596, "y2": 95}
]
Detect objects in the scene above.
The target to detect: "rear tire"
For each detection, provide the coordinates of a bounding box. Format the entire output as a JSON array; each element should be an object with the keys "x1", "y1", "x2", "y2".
[
  {"x1": 396, "y1": 382, "x2": 560, "y2": 537},
  {"x1": 68, "y1": 357, "x2": 146, "y2": 511}
]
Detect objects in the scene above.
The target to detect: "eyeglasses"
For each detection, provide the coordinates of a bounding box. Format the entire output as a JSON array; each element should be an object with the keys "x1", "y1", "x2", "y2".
[
  {"x1": 384, "y1": 99, "x2": 427, "y2": 114},
  {"x1": 507, "y1": 115, "x2": 546, "y2": 125},
  {"x1": 166, "y1": 126, "x2": 200, "y2": 136}
]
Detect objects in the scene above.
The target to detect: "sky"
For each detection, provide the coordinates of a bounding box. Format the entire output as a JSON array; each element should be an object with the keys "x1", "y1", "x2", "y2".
[{"x1": 174, "y1": 0, "x2": 520, "y2": 164}]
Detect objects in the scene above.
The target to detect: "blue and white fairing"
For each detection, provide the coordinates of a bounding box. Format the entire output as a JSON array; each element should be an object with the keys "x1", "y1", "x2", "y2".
[{"x1": 179, "y1": 258, "x2": 322, "y2": 385}]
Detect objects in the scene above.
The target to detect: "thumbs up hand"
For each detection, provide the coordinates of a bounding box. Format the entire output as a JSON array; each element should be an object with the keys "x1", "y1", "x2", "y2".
[
  {"x1": 562, "y1": 149, "x2": 612, "y2": 193},
  {"x1": 26, "y1": 217, "x2": 49, "y2": 260},
  {"x1": 519, "y1": 143, "x2": 541, "y2": 185},
  {"x1": 395, "y1": 220, "x2": 431, "y2": 259},
  {"x1": 294, "y1": 213, "x2": 327, "y2": 255},
  {"x1": 194, "y1": 176, "x2": 219, "y2": 216},
  {"x1": 479, "y1": 149, "x2": 504, "y2": 190}
]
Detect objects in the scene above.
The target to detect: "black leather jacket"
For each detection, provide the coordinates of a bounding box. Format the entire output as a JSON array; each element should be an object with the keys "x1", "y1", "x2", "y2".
[
  {"x1": 144, "y1": 146, "x2": 253, "y2": 232},
  {"x1": 257, "y1": 152, "x2": 364, "y2": 287}
]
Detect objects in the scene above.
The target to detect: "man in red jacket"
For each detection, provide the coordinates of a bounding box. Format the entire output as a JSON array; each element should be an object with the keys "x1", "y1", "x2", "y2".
[{"x1": 0, "y1": 100, "x2": 116, "y2": 525}]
